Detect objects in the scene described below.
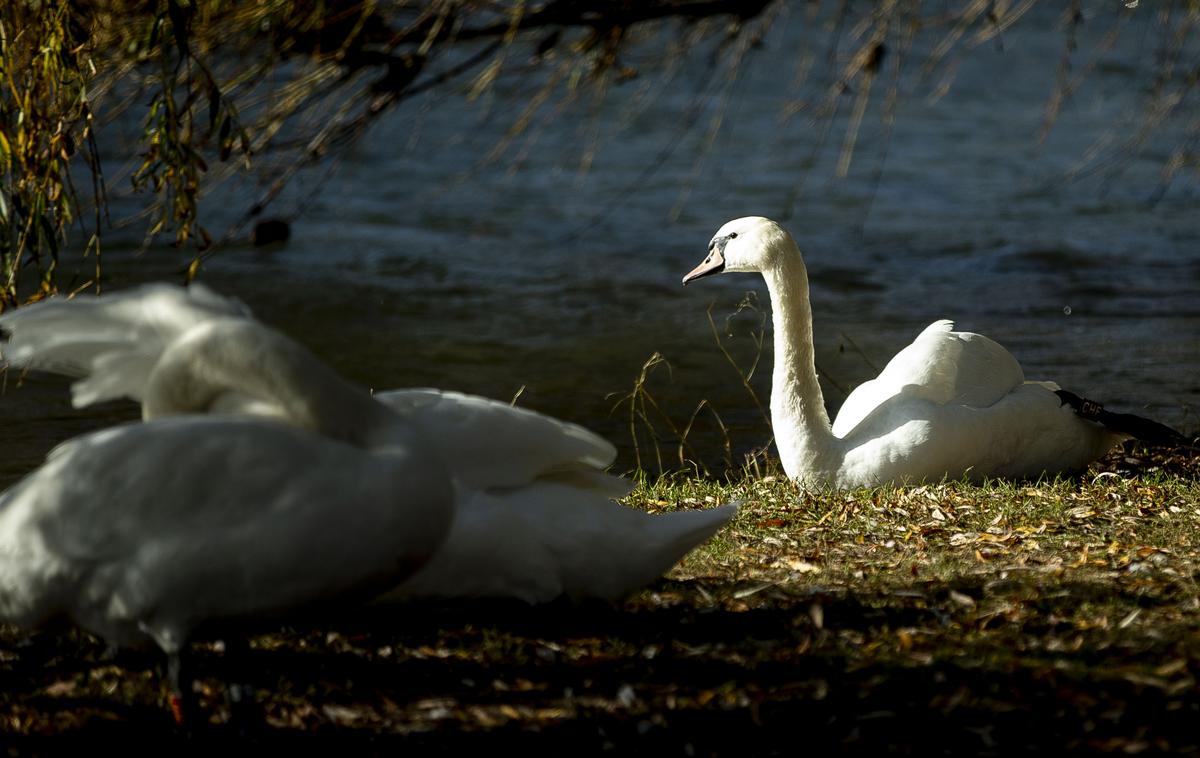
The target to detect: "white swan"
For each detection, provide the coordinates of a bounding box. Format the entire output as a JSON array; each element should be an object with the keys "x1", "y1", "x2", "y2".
[
  {"x1": 0, "y1": 283, "x2": 736, "y2": 604},
  {"x1": 682, "y1": 216, "x2": 1166, "y2": 488},
  {"x1": 0, "y1": 323, "x2": 455, "y2": 718}
]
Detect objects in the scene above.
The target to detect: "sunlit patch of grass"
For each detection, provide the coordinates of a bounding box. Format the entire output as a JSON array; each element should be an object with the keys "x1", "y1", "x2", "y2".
[
  {"x1": 627, "y1": 443, "x2": 1200, "y2": 688},
  {"x1": 638, "y1": 445, "x2": 1200, "y2": 589}
]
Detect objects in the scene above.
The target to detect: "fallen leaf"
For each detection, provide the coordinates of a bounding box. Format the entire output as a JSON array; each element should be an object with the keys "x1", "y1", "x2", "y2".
[
  {"x1": 1154, "y1": 659, "x2": 1188, "y2": 678},
  {"x1": 785, "y1": 558, "x2": 822, "y2": 573},
  {"x1": 809, "y1": 602, "x2": 824, "y2": 629},
  {"x1": 949, "y1": 590, "x2": 976, "y2": 608},
  {"x1": 41, "y1": 680, "x2": 76, "y2": 697}
]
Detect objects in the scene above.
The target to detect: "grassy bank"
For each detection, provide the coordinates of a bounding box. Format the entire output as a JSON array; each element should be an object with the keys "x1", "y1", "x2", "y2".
[{"x1": 2, "y1": 442, "x2": 1198, "y2": 755}]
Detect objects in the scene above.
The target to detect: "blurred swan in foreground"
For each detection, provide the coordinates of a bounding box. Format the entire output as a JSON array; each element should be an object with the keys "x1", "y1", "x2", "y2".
[
  {"x1": 0, "y1": 321, "x2": 455, "y2": 720},
  {"x1": 683, "y1": 216, "x2": 1185, "y2": 489},
  {"x1": 0, "y1": 284, "x2": 736, "y2": 605}
]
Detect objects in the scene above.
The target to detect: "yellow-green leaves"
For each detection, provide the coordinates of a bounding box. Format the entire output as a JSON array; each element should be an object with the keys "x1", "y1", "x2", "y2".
[{"x1": 0, "y1": 0, "x2": 93, "y2": 309}]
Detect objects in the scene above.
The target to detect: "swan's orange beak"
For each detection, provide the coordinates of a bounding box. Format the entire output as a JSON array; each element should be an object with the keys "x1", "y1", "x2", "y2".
[{"x1": 682, "y1": 247, "x2": 725, "y2": 285}]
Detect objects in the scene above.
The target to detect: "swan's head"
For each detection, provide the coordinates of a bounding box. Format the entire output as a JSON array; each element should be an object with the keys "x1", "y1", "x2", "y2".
[{"x1": 682, "y1": 216, "x2": 794, "y2": 284}]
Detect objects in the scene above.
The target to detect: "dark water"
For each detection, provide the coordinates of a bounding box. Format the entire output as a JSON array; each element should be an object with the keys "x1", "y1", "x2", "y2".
[{"x1": 4, "y1": 4, "x2": 1198, "y2": 478}]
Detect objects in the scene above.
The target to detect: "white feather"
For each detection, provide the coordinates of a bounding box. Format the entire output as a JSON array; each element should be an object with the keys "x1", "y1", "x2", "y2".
[{"x1": 832, "y1": 319, "x2": 1026, "y2": 438}]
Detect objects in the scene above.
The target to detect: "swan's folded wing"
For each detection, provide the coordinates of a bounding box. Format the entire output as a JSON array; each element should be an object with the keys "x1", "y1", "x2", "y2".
[
  {"x1": 832, "y1": 320, "x2": 1025, "y2": 437},
  {"x1": 378, "y1": 482, "x2": 737, "y2": 604},
  {"x1": 375, "y1": 388, "x2": 617, "y2": 489},
  {"x1": 0, "y1": 283, "x2": 251, "y2": 405}
]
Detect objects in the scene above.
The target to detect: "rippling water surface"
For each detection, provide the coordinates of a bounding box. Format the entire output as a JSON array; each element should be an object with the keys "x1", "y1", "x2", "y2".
[{"x1": 3, "y1": 4, "x2": 1197, "y2": 477}]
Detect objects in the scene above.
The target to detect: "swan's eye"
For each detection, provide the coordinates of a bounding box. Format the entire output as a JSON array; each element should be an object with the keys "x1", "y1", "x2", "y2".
[{"x1": 729, "y1": 232, "x2": 738, "y2": 239}]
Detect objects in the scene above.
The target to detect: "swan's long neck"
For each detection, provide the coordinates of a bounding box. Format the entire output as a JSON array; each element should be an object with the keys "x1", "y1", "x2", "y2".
[
  {"x1": 143, "y1": 319, "x2": 388, "y2": 447},
  {"x1": 761, "y1": 245, "x2": 842, "y2": 483}
]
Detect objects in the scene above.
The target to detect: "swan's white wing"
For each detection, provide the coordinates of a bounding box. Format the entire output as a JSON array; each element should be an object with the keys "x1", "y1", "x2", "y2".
[
  {"x1": 0, "y1": 284, "x2": 251, "y2": 406},
  {"x1": 837, "y1": 383, "x2": 1123, "y2": 487},
  {"x1": 366, "y1": 391, "x2": 736, "y2": 602},
  {"x1": 375, "y1": 389, "x2": 618, "y2": 489},
  {"x1": 379, "y1": 484, "x2": 737, "y2": 603},
  {"x1": 0, "y1": 416, "x2": 452, "y2": 651},
  {"x1": 367, "y1": 389, "x2": 737, "y2": 603},
  {"x1": 832, "y1": 320, "x2": 1025, "y2": 438}
]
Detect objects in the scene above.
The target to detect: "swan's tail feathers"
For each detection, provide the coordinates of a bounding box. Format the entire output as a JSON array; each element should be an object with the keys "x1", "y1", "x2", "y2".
[
  {"x1": 387, "y1": 497, "x2": 740, "y2": 605},
  {"x1": 659, "y1": 502, "x2": 740, "y2": 560},
  {"x1": 594, "y1": 502, "x2": 740, "y2": 602},
  {"x1": 0, "y1": 283, "x2": 250, "y2": 406},
  {"x1": 1055, "y1": 390, "x2": 1189, "y2": 446}
]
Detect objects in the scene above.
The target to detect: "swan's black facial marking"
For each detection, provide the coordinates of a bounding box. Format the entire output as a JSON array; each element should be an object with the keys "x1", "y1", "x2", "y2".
[
  {"x1": 710, "y1": 233, "x2": 735, "y2": 255},
  {"x1": 682, "y1": 235, "x2": 730, "y2": 284}
]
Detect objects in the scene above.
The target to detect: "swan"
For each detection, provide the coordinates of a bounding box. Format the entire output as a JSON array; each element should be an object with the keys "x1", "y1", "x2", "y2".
[
  {"x1": 0, "y1": 323, "x2": 456, "y2": 720},
  {"x1": 0, "y1": 283, "x2": 736, "y2": 605},
  {"x1": 682, "y1": 216, "x2": 1183, "y2": 488}
]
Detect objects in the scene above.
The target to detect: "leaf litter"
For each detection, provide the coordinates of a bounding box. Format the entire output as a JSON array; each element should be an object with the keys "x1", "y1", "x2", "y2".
[{"x1": 0, "y1": 442, "x2": 1198, "y2": 754}]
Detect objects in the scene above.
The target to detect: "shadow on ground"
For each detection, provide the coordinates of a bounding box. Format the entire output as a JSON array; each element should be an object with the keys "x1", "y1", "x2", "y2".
[{"x1": 3, "y1": 569, "x2": 1199, "y2": 756}]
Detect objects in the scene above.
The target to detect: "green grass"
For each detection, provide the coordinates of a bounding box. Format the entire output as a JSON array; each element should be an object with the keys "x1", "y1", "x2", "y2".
[{"x1": 645, "y1": 452, "x2": 1200, "y2": 592}]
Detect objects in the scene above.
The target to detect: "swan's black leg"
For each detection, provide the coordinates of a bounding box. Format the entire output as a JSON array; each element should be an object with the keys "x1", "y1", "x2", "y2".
[{"x1": 222, "y1": 636, "x2": 259, "y2": 729}]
